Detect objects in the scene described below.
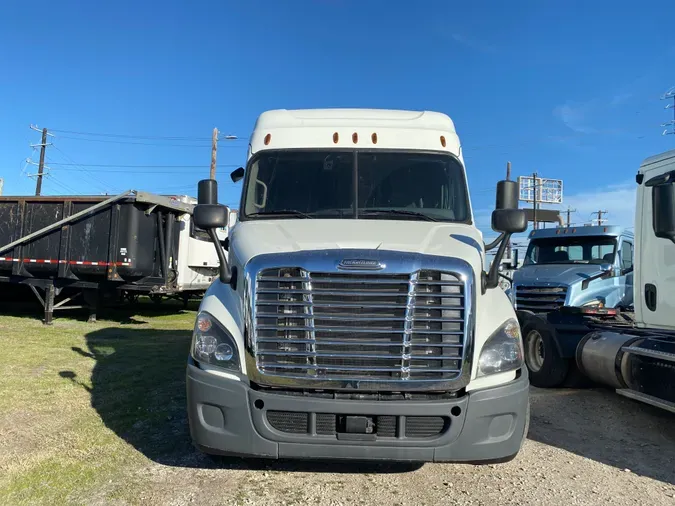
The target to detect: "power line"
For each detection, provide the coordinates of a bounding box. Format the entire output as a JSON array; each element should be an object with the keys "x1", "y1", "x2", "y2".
[
  {"x1": 49, "y1": 128, "x2": 240, "y2": 142},
  {"x1": 46, "y1": 162, "x2": 240, "y2": 168},
  {"x1": 52, "y1": 135, "x2": 219, "y2": 148},
  {"x1": 49, "y1": 128, "x2": 215, "y2": 141},
  {"x1": 49, "y1": 146, "x2": 118, "y2": 194}
]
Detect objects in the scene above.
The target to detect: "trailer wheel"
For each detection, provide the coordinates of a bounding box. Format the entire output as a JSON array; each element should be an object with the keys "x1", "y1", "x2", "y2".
[{"x1": 522, "y1": 318, "x2": 569, "y2": 388}]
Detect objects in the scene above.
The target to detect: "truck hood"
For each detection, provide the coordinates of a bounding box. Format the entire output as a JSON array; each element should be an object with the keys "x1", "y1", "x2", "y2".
[
  {"x1": 513, "y1": 263, "x2": 607, "y2": 287},
  {"x1": 229, "y1": 219, "x2": 485, "y2": 274}
]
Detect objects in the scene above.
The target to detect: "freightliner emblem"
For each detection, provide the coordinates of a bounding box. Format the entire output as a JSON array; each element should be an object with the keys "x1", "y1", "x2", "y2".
[{"x1": 337, "y1": 259, "x2": 385, "y2": 270}]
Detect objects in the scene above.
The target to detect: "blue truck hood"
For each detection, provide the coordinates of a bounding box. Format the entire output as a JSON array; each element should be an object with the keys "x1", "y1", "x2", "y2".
[{"x1": 513, "y1": 263, "x2": 606, "y2": 287}]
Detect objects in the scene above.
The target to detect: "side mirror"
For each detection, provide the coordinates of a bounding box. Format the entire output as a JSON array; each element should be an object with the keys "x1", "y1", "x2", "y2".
[
  {"x1": 495, "y1": 180, "x2": 519, "y2": 210},
  {"x1": 600, "y1": 263, "x2": 613, "y2": 276},
  {"x1": 492, "y1": 209, "x2": 527, "y2": 234},
  {"x1": 231, "y1": 167, "x2": 245, "y2": 183},
  {"x1": 582, "y1": 262, "x2": 614, "y2": 290},
  {"x1": 652, "y1": 181, "x2": 675, "y2": 242},
  {"x1": 195, "y1": 179, "x2": 232, "y2": 284},
  {"x1": 195, "y1": 179, "x2": 229, "y2": 229},
  {"x1": 194, "y1": 205, "x2": 229, "y2": 230}
]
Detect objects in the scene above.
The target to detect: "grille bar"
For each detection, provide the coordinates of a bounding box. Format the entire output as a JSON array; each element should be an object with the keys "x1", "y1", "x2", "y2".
[
  {"x1": 260, "y1": 363, "x2": 462, "y2": 373},
  {"x1": 253, "y1": 267, "x2": 467, "y2": 385},
  {"x1": 257, "y1": 338, "x2": 463, "y2": 348},
  {"x1": 515, "y1": 285, "x2": 568, "y2": 312}
]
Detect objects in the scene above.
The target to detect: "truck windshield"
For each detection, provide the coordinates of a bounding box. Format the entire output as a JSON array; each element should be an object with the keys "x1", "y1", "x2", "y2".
[
  {"x1": 524, "y1": 236, "x2": 617, "y2": 265},
  {"x1": 241, "y1": 150, "x2": 470, "y2": 223}
]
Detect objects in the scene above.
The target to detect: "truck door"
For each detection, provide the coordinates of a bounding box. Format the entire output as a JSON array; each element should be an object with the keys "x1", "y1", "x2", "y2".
[{"x1": 636, "y1": 156, "x2": 675, "y2": 331}]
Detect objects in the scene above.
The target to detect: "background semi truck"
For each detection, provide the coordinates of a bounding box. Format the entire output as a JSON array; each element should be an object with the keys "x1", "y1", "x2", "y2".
[
  {"x1": 185, "y1": 108, "x2": 531, "y2": 463},
  {"x1": 508, "y1": 149, "x2": 675, "y2": 411},
  {"x1": 510, "y1": 225, "x2": 635, "y2": 386},
  {"x1": 575, "y1": 149, "x2": 675, "y2": 412}
]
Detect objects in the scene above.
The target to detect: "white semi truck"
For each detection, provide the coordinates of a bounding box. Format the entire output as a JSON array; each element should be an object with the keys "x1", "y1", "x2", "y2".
[
  {"x1": 574, "y1": 149, "x2": 675, "y2": 411},
  {"x1": 186, "y1": 109, "x2": 530, "y2": 463}
]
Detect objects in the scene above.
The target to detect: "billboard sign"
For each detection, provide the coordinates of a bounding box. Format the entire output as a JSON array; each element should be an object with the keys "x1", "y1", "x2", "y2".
[{"x1": 518, "y1": 176, "x2": 563, "y2": 204}]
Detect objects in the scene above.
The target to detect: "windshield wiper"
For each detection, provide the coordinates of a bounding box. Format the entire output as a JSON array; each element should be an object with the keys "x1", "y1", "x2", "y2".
[
  {"x1": 360, "y1": 209, "x2": 439, "y2": 222},
  {"x1": 247, "y1": 210, "x2": 314, "y2": 219}
]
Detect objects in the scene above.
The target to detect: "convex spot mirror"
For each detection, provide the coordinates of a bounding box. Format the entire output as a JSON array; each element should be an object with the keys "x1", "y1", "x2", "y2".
[
  {"x1": 492, "y1": 208, "x2": 527, "y2": 234},
  {"x1": 231, "y1": 167, "x2": 245, "y2": 183}
]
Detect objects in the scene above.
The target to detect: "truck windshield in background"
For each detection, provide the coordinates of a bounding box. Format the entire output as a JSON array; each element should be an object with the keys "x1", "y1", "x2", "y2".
[
  {"x1": 241, "y1": 150, "x2": 470, "y2": 223},
  {"x1": 524, "y1": 235, "x2": 617, "y2": 265}
]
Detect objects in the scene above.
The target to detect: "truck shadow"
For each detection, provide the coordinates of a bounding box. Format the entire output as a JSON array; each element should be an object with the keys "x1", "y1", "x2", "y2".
[
  {"x1": 61, "y1": 325, "x2": 673, "y2": 479},
  {"x1": 60, "y1": 326, "x2": 421, "y2": 474},
  {"x1": 528, "y1": 386, "x2": 675, "y2": 485}
]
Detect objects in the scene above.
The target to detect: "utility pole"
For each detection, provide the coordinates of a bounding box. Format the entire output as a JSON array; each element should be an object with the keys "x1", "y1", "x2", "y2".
[
  {"x1": 565, "y1": 206, "x2": 577, "y2": 227},
  {"x1": 592, "y1": 210, "x2": 608, "y2": 226},
  {"x1": 35, "y1": 127, "x2": 48, "y2": 196},
  {"x1": 532, "y1": 172, "x2": 538, "y2": 230},
  {"x1": 505, "y1": 161, "x2": 512, "y2": 260},
  {"x1": 209, "y1": 127, "x2": 219, "y2": 179}
]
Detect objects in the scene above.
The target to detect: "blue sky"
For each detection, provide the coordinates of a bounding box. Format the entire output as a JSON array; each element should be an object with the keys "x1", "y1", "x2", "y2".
[{"x1": 1, "y1": 0, "x2": 675, "y2": 243}]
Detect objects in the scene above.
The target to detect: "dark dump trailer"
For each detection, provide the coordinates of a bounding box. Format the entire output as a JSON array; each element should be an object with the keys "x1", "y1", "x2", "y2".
[{"x1": 0, "y1": 190, "x2": 194, "y2": 323}]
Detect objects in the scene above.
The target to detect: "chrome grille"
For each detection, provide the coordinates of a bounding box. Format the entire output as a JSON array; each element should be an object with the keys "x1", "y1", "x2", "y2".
[
  {"x1": 515, "y1": 285, "x2": 568, "y2": 312},
  {"x1": 253, "y1": 268, "x2": 466, "y2": 384}
]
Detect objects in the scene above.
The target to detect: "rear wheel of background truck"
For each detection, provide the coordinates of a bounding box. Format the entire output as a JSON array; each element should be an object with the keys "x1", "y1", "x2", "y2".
[{"x1": 522, "y1": 318, "x2": 569, "y2": 388}]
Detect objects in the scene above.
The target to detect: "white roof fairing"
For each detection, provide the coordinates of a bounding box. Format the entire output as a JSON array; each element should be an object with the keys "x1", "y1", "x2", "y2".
[{"x1": 248, "y1": 108, "x2": 463, "y2": 159}]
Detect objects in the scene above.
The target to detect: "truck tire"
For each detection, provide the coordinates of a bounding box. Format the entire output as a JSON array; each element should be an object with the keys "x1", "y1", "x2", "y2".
[{"x1": 522, "y1": 318, "x2": 569, "y2": 388}]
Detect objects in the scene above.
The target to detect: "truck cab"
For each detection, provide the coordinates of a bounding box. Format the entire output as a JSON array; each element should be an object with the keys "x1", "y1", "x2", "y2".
[
  {"x1": 513, "y1": 226, "x2": 634, "y2": 312},
  {"x1": 186, "y1": 108, "x2": 529, "y2": 463}
]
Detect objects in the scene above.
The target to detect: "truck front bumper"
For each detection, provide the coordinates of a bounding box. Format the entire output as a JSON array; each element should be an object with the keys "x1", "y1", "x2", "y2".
[{"x1": 186, "y1": 361, "x2": 529, "y2": 463}]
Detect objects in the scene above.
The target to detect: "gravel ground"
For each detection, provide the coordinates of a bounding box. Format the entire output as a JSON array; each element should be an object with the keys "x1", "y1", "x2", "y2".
[
  {"x1": 131, "y1": 386, "x2": 675, "y2": 506},
  {"x1": 3, "y1": 311, "x2": 673, "y2": 505}
]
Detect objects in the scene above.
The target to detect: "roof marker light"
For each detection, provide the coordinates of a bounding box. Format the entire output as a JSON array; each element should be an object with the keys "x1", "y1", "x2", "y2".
[
  {"x1": 264, "y1": 133, "x2": 271, "y2": 145},
  {"x1": 352, "y1": 132, "x2": 358, "y2": 144},
  {"x1": 371, "y1": 132, "x2": 378, "y2": 144},
  {"x1": 440, "y1": 135, "x2": 447, "y2": 147},
  {"x1": 333, "y1": 132, "x2": 339, "y2": 144}
]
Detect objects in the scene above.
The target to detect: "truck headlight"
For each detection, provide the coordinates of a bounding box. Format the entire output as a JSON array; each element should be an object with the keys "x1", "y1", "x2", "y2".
[
  {"x1": 582, "y1": 299, "x2": 604, "y2": 308},
  {"x1": 191, "y1": 312, "x2": 240, "y2": 371},
  {"x1": 477, "y1": 319, "x2": 523, "y2": 377}
]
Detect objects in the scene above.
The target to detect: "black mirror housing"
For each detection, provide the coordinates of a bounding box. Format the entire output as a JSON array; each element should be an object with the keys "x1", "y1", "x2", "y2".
[
  {"x1": 194, "y1": 179, "x2": 233, "y2": 284},
  {"x1": 495, "y1": 180, "x2": 519, "y2": 210},
  {"x1": 231, "y1": 167, "x2": 245, "y2": 183},
  {"x1": 492, "y1": 209, "x2": 527, "y2": 234},
  {"x1": 194, "y1": 204, "x2": 229, "y2": 230}
]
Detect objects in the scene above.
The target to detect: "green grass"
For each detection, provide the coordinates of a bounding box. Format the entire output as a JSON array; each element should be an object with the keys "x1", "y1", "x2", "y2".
[{"x1": 0, "y1": 302, "x2": 198, "y2": 505}]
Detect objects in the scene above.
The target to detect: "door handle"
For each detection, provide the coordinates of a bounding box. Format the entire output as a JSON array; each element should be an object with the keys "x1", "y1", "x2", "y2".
[{"x1": 645, "y1": 283, "x2": 657, "y2": 312}]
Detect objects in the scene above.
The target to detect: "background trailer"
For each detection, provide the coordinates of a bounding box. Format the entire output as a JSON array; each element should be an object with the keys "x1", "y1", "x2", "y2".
[{"x1": 0, "y1": 191, "x2": 223, "y2": 323}]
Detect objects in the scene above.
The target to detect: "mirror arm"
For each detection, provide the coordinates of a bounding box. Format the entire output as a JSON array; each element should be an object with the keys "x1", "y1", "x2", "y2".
[
  {"x1": 484, "y1": 232, "x2": 505, "y2": 252},
  {"x1": 581, "y1": 269, "x2": 612, "y2": 291},
  {"x1": 486, "y1": 232, "x2": 512, "y2": 290},
  {"x1": 207, "y1": 228, "x2": 232, "y2": 284}
]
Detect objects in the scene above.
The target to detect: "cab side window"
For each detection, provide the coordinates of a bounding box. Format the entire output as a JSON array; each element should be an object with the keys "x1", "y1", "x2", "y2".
[{"x1": 620, "y1": 241, "x2": 633, "y2": 271}]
